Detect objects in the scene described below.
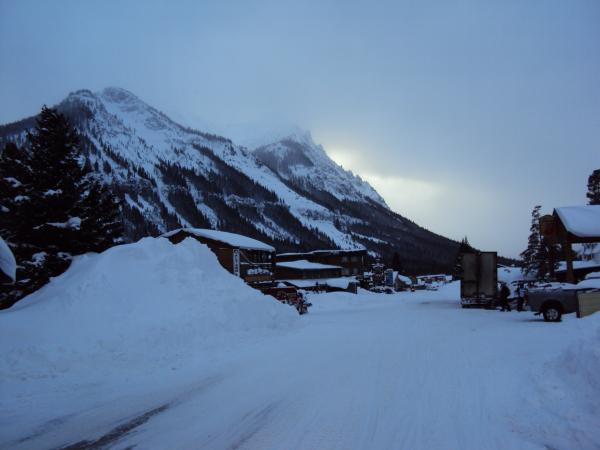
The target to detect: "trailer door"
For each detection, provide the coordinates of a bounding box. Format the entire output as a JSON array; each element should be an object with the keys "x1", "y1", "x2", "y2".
[
  {"x1": 461, "y1": 253, "x2": 478, "y2": 298},
  {"x1": 479, "y1": 252, "x2": 497, "y2": 298}
]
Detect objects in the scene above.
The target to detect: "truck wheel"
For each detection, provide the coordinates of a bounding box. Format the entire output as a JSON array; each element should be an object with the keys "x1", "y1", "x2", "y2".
[{"x1": 542, "y1": 304, "x2": 562, "y2": 322}]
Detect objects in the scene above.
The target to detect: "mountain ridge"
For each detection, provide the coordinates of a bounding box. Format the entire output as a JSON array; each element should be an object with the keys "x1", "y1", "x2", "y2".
[{"x1": 0, "y1": 87, "x2": 460, "y2": 273}]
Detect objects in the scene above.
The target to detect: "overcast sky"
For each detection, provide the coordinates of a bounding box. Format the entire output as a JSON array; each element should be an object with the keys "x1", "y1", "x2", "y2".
[{"x1": 1, "y1": 0, "x2": 599, "y2": 257}]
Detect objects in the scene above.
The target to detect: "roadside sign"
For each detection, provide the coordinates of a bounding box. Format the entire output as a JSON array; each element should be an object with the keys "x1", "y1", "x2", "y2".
[{"x1": 233, "y1": 249, "x2": 240, "y2": 277}]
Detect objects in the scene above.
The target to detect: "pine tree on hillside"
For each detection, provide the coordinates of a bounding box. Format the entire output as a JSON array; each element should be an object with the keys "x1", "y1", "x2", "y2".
[
  {"x1": 0, "y1": 143, "x2": 33, "y2": 238},
  {"x1": 24, "y1": 106, "x2": 87, "y2": 257},
  {"x1": 0, "y1": 140, "x2": 63, "y2": 306},
  {"x1": 0, "y1": 107, "x2": 123, "y2": 308},
  {"x1": 452, "y1": 236, "x2": 475, "y2": 279},
  {"x1": 79, "y1": 181, "x2": 124, "y2": 252},
  {"x1": 391, "y1": 251, "x2": 403, "y2": 272},
  {"x1": 587, "y1": 169, "x2": 600, "y2": 205}
]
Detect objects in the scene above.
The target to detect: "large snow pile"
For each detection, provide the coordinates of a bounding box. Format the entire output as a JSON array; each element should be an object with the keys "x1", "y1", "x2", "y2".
[{"x1": 0, "y1": 237, "x2": 297, "y2": 379}]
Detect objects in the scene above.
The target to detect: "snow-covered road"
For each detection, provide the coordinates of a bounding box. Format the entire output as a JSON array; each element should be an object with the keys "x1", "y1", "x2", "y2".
[{"x1": 3, "y1": 282, "x2": 599, "y2": 450}]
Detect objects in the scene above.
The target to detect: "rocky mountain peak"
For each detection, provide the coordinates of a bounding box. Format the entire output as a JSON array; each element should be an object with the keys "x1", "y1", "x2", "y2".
[
  {"x1": 0, "y1": 87, "x2": 459, "y2": 273},
  {"x1": 100, "y1": 87, "x2": 142, "y2": 105}
]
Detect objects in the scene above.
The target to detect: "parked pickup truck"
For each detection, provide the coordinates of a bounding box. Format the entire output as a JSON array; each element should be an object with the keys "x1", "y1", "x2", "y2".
[
  {"x1": 527, "y1": 287, "x2": 577, "y2": 322},
  {"x1": 527, "y1": 282, "x2": 599, "y2": 322}
]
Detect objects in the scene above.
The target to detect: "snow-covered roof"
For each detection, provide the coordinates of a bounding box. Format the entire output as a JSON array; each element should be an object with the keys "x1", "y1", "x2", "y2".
[
  {"x1": 555, "y1": 260, "x2": 600, "y2": 273},
  {"x1": 277, "y1": 260, "x2": 342, "y2": 270},
  {"x1": 555, "y1": 205, "x2": 600, "y2": 238},
  {"x1": 0, "y1": 237, "x2": 16, "y2": 282},
  {"x1": 395, "y1": 274, "x2": 413, "y2": 285},
  {"x1": 584, "y1": 271, "x2": 600, "y2": 280},
  {"x1": 277, "y1": 248, "x2": 365, "y2": 257},
  {"x1": 282, "y1": 277, "x2": 356, "y2": 289},
  {"x1": 162, "y1": 228, "x2": 275, "y2": 252}
]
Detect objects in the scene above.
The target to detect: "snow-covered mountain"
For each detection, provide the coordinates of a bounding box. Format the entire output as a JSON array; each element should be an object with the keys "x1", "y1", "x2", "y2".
[
  {"x1": 254, "y1": 131, "x2": 386, "y2": 207},
  {"x1": 0, "y1": 87, "x2": 459, "y2": 272}
]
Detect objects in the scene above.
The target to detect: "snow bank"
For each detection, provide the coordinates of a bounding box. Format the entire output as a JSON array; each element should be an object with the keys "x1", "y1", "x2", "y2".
[
  {"x1": 554, "y1": 316, "x2": 600, "y2": 394},
  {"x1": 527, "y1": 314, "x2": 600, "y2": 448},
  {"x1": 308, "y1": 290, "x2": 382, "y2": 313},
  {"x1": 0, "y1": 237, "x2": 297, "y2": 379}
]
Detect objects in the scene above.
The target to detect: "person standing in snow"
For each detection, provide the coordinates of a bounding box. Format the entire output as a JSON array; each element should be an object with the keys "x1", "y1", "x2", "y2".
[
  {"x1": 499, "y1": 282, "x2": 511, "y2": 312},
  {"x1": 515, "y1": 283, "x2": 525, "y2": 312}
]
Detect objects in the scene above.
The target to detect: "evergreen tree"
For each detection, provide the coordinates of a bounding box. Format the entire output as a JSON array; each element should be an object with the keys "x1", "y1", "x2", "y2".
[
  {"x1": 520, "y1": 206, "x2": 541, "y2": 277},
  {"x1": 452, "y1": 236, "x2": 475, "y2": 279},
  {"x1": 582, "y1": 168, "x2": 600, "y2": 258},
  {"x1": 391, "y1": 251, "x2": 403, "y2": 272},
  {"x1": 538, "y1": 236, "x2": 560, "y2": 280},
  {"x1": 0, "y1": 107, "x2": 123, "y2": 308},
  {"x1": 0, "y1": 142, "x2": 33, "y2": 239},
  {"x1": 24, "y1": 106, "x2": 87, "y2": 257},
  {"x1": 79, "y1": 181, "x2": 124, "y2": 252},
  {"x1": 520, "y1": 205, "x2": 559, "y2": 280},
  {"x1": 586, "y1": 169, "x2": 600, "y2": 205}
]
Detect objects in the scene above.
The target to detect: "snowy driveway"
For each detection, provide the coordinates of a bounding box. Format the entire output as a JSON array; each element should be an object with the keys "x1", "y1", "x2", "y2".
[{"x1": 3, "y1": 284, "x2": 599, "y2": 450}]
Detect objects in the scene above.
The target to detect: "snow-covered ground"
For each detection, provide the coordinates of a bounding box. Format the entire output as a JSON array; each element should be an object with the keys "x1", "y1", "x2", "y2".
[{"x1": 1, "y1": 240, "x2": 599, "y2": 450}]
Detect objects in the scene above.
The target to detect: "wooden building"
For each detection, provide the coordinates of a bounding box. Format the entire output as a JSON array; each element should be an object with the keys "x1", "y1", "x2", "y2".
[
  {"x1": 540, "y1": 206, "x2": 600, "y2": 283},
  {"x1": 162, "y1": 228, "x2": 275, "y2": 286},
  {"x1": 276, "y1": 249, "x2": 367, "y2": 276},
  {"x1": 275, "y1": 259, "x2": 343, "y2": 280}
]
